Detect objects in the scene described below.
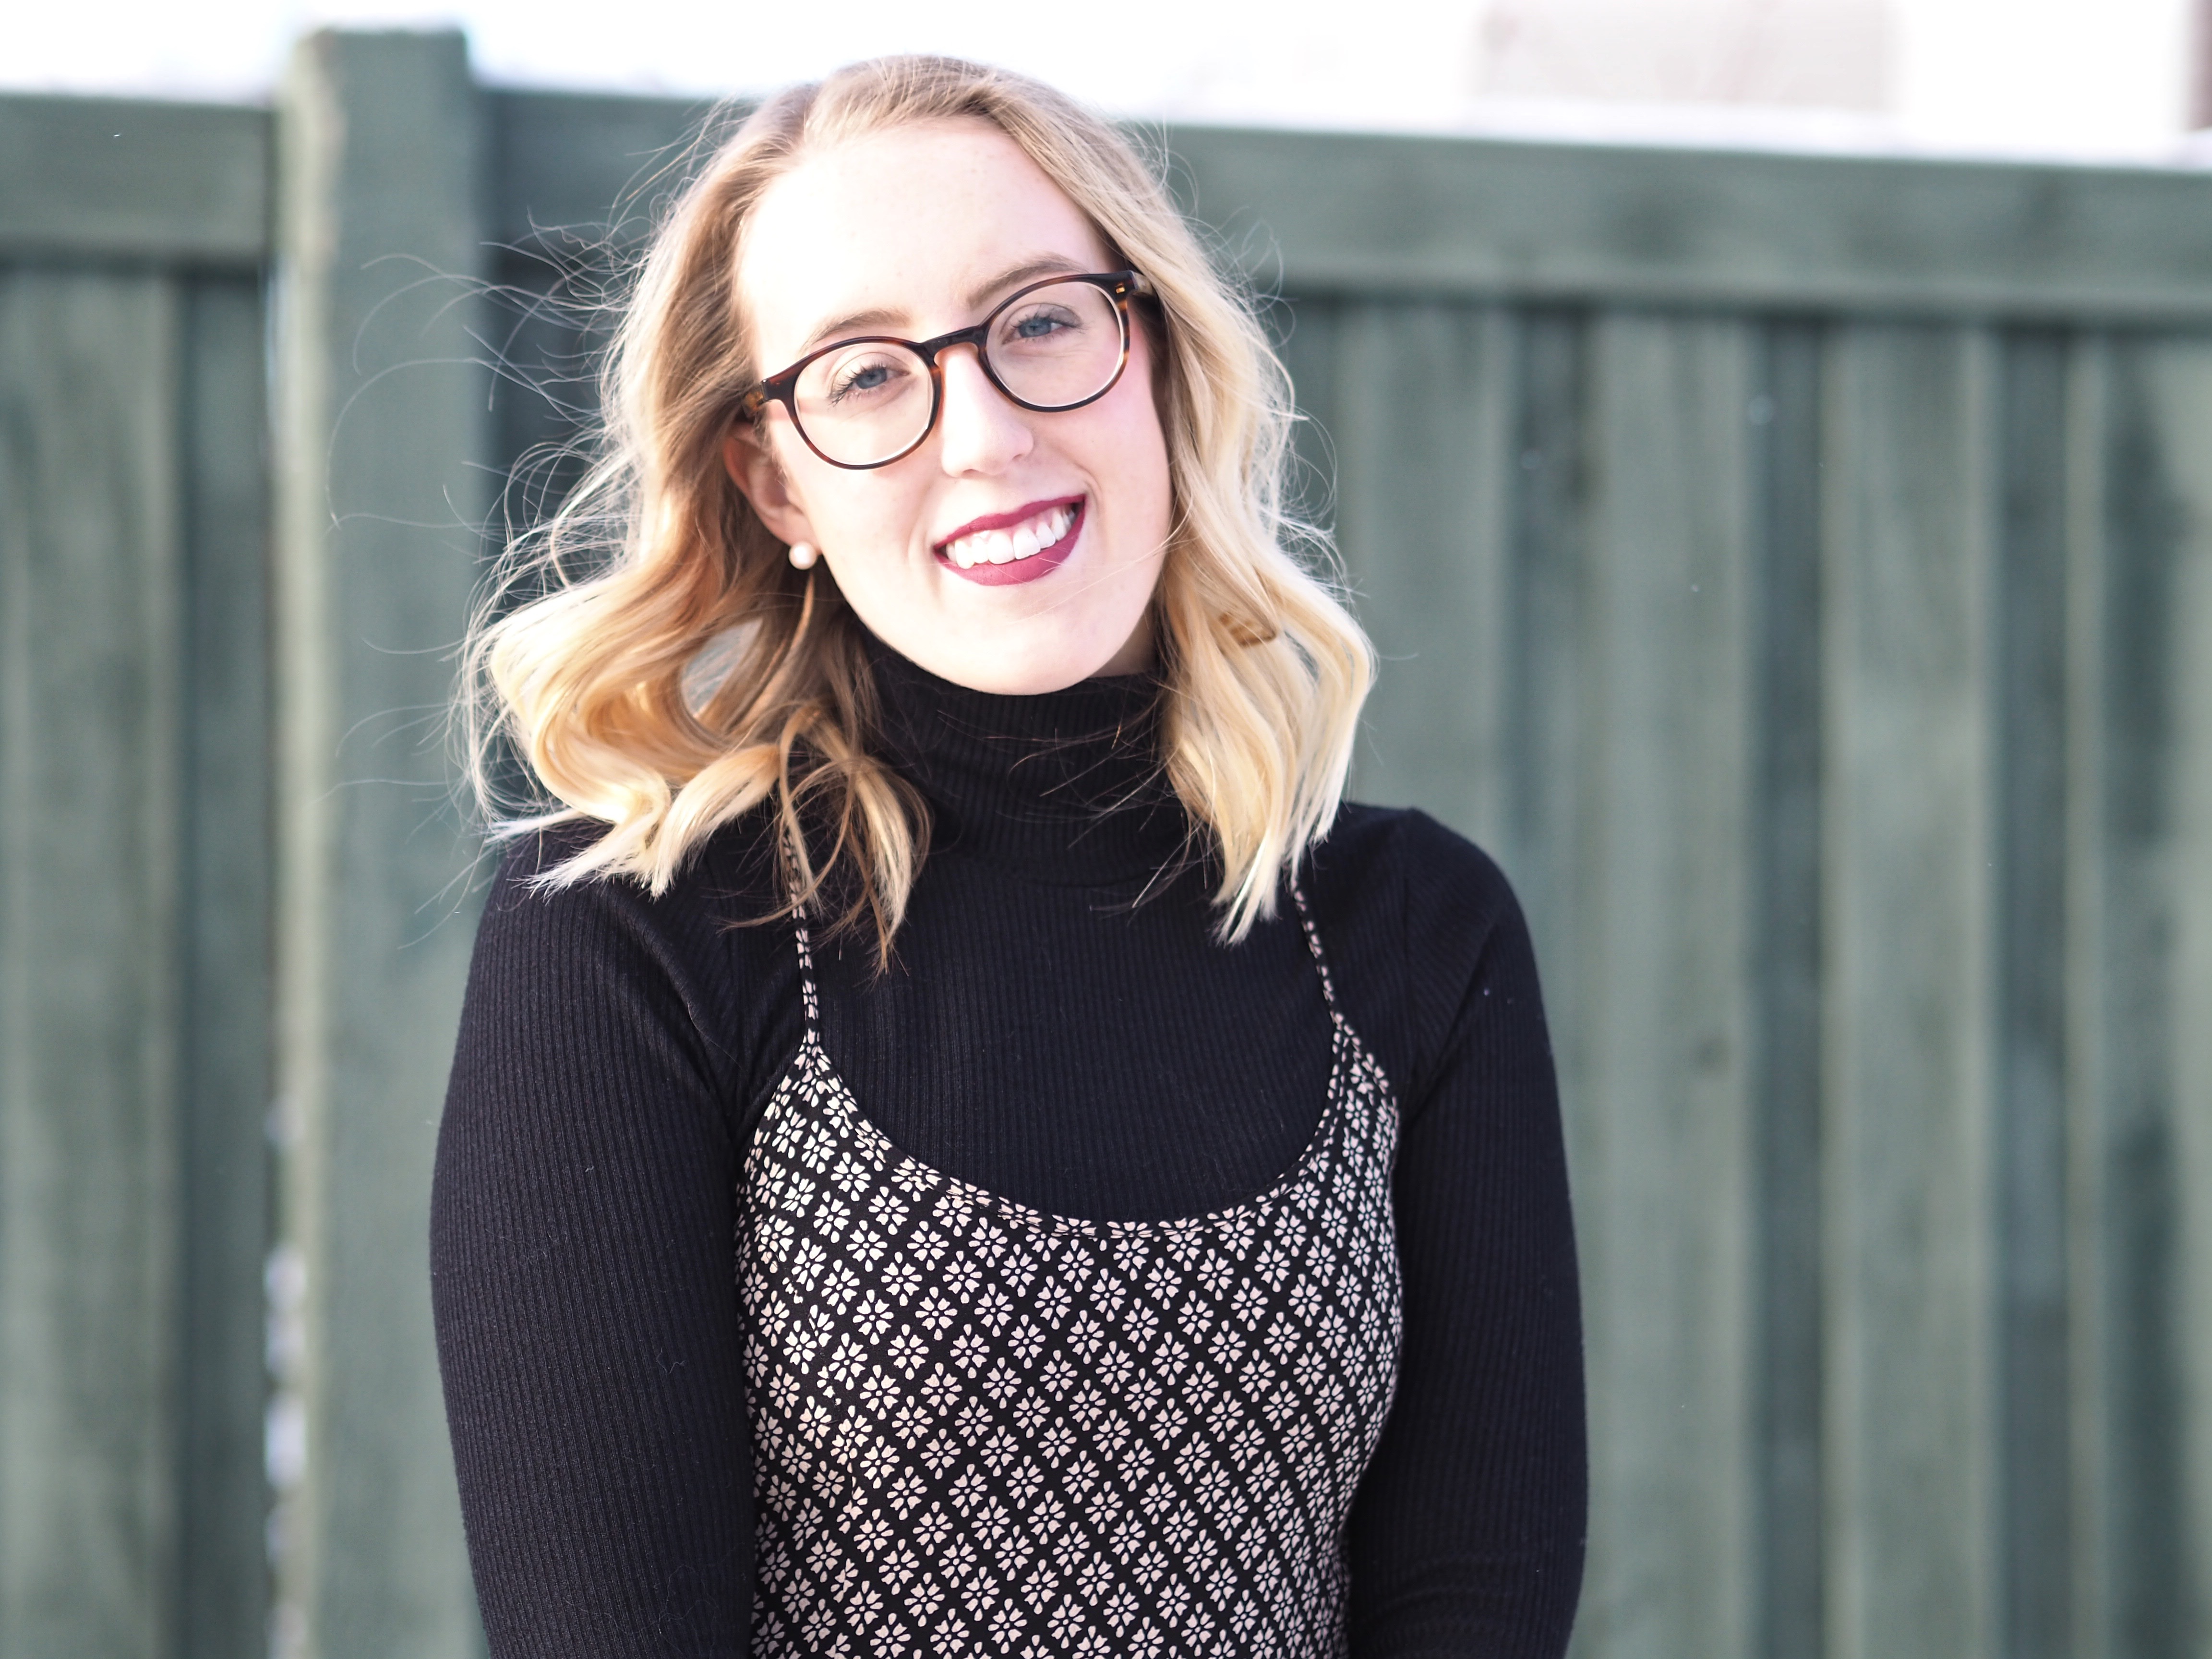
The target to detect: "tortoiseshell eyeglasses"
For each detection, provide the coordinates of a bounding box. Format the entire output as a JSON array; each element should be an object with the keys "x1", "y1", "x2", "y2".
[{"x1": 739, "y1": 270, "x2": 1148, "y2": 470}]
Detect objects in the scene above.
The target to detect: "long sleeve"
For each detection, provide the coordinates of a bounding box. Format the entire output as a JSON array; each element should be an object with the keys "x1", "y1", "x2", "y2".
[
  {"x1": 1328, "y1": 814, "x2": 1589, "y2": 1657},
  {"x1": 430, "y1": 840, "x2": 793, "y2": 1658}
]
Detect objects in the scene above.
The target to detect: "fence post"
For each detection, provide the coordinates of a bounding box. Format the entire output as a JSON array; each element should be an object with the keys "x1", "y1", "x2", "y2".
[
  {"x1": 271, "y1": 28, "x2": 487, "y2": 1659},
  {"x1": 0, "y1": 261, "x2": 187, "y2": 1659}
]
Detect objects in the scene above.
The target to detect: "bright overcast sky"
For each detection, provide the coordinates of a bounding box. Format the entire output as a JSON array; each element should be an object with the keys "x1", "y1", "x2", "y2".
[{"x1": 5, "y1": 0, "x2": 2200, "y2": 162}]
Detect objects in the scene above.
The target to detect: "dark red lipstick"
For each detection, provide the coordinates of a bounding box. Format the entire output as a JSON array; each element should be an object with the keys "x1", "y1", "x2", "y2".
[{"x1": 934, "y1": 496, "x2": 1084, "y2": 588}]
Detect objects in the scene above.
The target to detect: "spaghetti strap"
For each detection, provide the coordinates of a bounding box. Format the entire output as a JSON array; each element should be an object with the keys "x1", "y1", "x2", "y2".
[
  {"x1": 1287, "y1": 878, "x2": 1344, "y2": 1019},
  {"x1": 782, "y1": 854, "x2": 823, "y2": 1040}
]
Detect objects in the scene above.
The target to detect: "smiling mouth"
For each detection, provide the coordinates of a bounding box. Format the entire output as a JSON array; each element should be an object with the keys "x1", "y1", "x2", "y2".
[{"x1": 935, "y1": 498, "x2": 1083, "y2": 586}]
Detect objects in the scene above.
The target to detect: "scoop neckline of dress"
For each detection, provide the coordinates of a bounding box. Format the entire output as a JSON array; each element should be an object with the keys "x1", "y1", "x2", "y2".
[{"x1": 783, "y1": 1010, "x2": 1370, "y2": 1237}]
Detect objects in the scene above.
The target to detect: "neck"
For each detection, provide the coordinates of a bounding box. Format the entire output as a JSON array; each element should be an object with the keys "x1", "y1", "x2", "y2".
[{"x1": 864, "y1": 631, "x2": 1190, "y2": 883}]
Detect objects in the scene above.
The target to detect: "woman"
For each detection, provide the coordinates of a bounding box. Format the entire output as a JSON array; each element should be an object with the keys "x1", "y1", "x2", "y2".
[{"x1": 433, "y1": 55, "x2": 1585, "y2": 1659}]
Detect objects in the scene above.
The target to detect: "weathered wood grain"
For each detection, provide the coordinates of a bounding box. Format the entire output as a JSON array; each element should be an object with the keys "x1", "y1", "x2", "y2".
[
  {"x1": 1822, "y1": 321, "x2": 1998, "y2": 1659},
  {"x1": 271, "y1": 29, "x2": 489, "y2": 1659},
  {"x1": 2075, "y1": 334, "x2": 2212, "y2": 1659},
  {"x1": 473, "y1": 91, "x2": 2212, "y2": 322},
  {"x1": 489, "y1": 89, "x2": 723, "y2": 251},
  {"x1": 1993, "y1": 328, "x2": 2073, "y2": 1659},
  {"x1": 1324, "y1": 299, "x2": 1513, "y2": 846},
  {"x1": 1568, "y1": 313, "x2": 1758, "y2": 1659},
  {"x1": 177, "y1": 274, "x2": 274, "y2": 1659},
  {"x1": 1165, "y1": 125, "x2": 2212, "y2": 323},
  {"x1": 1747, "y1": 318, "x2": 1827, "y2": 1659},
  {"x1": 1502, "y1": 309, "x2": 1594, "y2": 1070},
  {"x1": 2146, "y1": 337, "x2": 2212, "y2": 1659},
  {"x1": 2059, "y1": 332, "x2": 2112, "y2": 1659},
  {"x1": 0, "y1": 268, "x2": 183, "y2": 1659},
  {"x1": 0, "y1": 95, "x2": 268, "y2": 263},
  {"x1": 1273, "y1": 292, "x2": 1341, "y2": 539}
]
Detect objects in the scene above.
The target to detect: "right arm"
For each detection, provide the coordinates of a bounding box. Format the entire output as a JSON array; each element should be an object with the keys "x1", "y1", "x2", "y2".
[{"x1": 431, "y1": 841, "x2": 775, "y2": 1657}]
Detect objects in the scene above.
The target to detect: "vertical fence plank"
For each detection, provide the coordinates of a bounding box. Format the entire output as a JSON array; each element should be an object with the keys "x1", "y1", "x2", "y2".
[
  {"x1": 272, "y1": 28, "x2": 487, "y2": 1659},
  {"x1": 1994, "y1": 329, "x2": 2074, "y2": 1659},
  {"x1": 1567, "y1": 312, "x2": 1757, "y2": 1659},
  {"x1": 1500, "y1": 311, "x2": 1605, "y2": 1653},
  {"x1": 2152, "y1": 337, "x2": 2212, "y2": 1659},
  {"x1": 1504, "y1": 308, "x2": 1594, "y2": 1105},
  {"x1": 1276, "y1": 291, "x2": 1342, "y2": 541},
  {"x1": 2080, "y1": 334, "x2": 2212, "y2": 1659},
  {"x1": 2061, "y1": 333, "x2": 2112, "y2": 1659},
  {"x1": 1328, "y1": 299, "x2": 1513, "y2": 848},
  {"x1": 0, "y1": 269, "x2": 184, "y2": 1659},
  {"x1": 1749, "y1": 317, "x2": 1827, "y2": 1659},
  {"x1": 178, "y1": 273, "x2": 274, "y2": 1659},
  {"x1": 1822, "y1": 321, "x2": 1997, "y2": 1659}
]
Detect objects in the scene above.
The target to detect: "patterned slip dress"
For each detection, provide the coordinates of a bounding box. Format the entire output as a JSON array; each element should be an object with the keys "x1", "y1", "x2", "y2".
[{"x1": 735, "y1": 888, "x2": 1404, "y2": 1659}]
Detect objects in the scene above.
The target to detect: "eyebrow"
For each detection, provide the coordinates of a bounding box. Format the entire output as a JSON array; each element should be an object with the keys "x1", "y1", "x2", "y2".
[{"x1": 794, "y1": 254, "x2": 1094, "y2": 355}]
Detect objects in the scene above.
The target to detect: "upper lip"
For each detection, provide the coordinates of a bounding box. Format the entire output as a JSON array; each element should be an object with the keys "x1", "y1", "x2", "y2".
[{"x1": 931, "y1": 495, "x2": 1082, "y2": 553}]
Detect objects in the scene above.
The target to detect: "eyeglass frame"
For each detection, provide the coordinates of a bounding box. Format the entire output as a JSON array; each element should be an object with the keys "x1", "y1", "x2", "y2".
[{"x1": 737, "y1": 270, "x2": 1151, "y2": 471}]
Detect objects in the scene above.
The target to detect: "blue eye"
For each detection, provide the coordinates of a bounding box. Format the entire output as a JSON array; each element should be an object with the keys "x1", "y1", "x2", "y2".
[
  {"x1": 828, "y1": 357, "x2": 911, "y2": 402},
  {"x1": 1002, "y1": 304, "x2": 1082, "y2": 345}
]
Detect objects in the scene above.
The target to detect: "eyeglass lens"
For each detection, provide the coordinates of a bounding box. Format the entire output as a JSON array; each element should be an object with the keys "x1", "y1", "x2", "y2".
[{"x1": 790, "y1": 279, "x2": 1125, "y2": 467}]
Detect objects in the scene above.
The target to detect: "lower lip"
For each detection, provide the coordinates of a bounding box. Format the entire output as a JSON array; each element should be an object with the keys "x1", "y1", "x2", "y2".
[{"x1": 936, "y1": 501, "x2": 1084, "y2": 588}]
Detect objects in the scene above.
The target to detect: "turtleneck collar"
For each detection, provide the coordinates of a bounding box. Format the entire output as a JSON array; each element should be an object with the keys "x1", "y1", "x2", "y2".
[{"x1": 864, "y1": 630, "x2": 1192, "y2": 885}]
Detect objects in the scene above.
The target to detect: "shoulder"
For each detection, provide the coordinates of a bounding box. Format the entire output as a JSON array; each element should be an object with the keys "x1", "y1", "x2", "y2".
[
  {"x1": 463, "y1": 812, "x2": 792, "y2": 1071},
  {"x1": 1304, "y1": 801, "x2": 1524, "y2": 965},
  {"x1": 1301, "y1": 803, "x2": 1533, "y2": 1104},
  {"x1": 1306, "y1": 802, "x2": 1517, "y2": 920},
  {"x1": 476, "y1": 813, "x2": 781, "y2": 946}
]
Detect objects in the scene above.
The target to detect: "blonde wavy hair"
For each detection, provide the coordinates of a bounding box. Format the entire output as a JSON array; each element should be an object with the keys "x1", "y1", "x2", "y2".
[{"x1": 465, "y1": 54, "x2": 1374, "y2": 954}]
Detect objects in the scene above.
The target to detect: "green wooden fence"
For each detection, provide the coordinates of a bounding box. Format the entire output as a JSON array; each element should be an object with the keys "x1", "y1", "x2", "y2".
[
  {"x1": 0, "y1": 88, "x2": 274, "y2": 1659},
  {"x1": 5, "y1": 27, "x2": 2212, "y2": 1659}
]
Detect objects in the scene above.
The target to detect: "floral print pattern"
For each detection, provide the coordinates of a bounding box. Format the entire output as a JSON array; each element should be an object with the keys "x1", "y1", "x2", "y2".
[{"x1": 736, "y1": 891, "x2": 1402, "y2": 1658}]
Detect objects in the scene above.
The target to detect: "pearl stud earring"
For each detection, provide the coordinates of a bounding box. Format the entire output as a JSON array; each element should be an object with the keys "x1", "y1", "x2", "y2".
[{"x1": 787, "y1": 541, "x2": 818, "y2": 570}]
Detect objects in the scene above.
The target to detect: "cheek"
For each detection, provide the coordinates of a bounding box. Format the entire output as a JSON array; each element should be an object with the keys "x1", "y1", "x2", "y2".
[
  {"x1": 1104, "y1": 349, "x2": 1173, "y2": 524},
  {"x1": 779, "y1": 438, "x2": 924, "y2": 554}
]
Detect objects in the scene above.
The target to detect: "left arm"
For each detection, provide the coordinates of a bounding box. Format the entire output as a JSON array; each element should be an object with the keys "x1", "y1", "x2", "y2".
[{"x1": 1335, "y1": 824, "x2": 1588, "y2": 1658}]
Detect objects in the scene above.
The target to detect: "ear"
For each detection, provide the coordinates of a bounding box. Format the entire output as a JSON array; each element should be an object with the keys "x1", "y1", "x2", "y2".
[{"x1": 722, "y1": 421, "x2": 819, "y2": 552}]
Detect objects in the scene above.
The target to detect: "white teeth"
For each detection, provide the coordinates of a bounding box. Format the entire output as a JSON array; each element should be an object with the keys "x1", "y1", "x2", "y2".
[{"x1": 942, "y1": 503, "x2": 1077, "y2": 569}]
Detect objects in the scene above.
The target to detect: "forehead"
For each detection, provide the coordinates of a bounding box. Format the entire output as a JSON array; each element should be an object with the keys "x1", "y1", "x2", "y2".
[{"x1": 738, "y1": 118, "x2": 1111, "y2": 361}]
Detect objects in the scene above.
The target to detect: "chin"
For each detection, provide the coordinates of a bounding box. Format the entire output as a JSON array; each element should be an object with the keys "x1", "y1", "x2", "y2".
[
  {"x1": 944, "y1": 653, "x2": 1110, "y2": 697},
  {"x1": 913, "y1": 627, "x2": 1144, "y2": 696}
]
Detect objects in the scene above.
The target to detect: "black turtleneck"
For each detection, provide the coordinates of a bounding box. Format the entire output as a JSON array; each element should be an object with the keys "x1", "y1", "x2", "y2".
[{"x1": 431, "y1": 641, "x2": 1586, "y2": 1658}]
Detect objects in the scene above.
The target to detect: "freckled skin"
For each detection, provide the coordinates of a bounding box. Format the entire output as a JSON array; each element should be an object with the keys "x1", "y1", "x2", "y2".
[{"x1": 724, "y1": 119, "x2": 1174, "y2": 695}]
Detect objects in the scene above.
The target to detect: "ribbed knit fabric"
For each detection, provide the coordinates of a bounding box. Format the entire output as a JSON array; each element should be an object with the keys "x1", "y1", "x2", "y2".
[{"x1": 431, "y1": 638, "x2": 1587, "y2": 1658}]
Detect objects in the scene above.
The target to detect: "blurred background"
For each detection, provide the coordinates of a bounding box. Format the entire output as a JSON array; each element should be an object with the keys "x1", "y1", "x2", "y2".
[
  {"x1": 5, "y1": 5, "x2": 2212, "y2": 1659},
  {"x1": 5, "y1": 0, "x2": 2210, "y2": 158}
]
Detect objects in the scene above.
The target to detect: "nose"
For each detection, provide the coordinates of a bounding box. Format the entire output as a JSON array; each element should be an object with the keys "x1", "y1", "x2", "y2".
[{"x1": 933, "y1": 343, "x2": 1032, "y2": 475}]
